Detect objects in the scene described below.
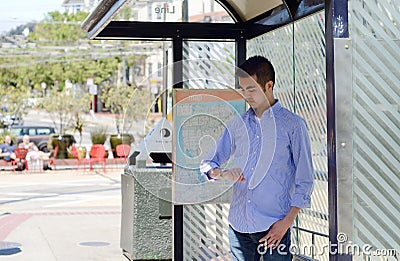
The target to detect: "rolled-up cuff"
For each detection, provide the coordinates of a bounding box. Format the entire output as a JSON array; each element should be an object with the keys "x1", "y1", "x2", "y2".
[
  {"x1": 291, "y1": 194, "x2": 311, "y2": 209},
  {"x1": 200, "y1": 162, "x2": 218, "y2": 180}
]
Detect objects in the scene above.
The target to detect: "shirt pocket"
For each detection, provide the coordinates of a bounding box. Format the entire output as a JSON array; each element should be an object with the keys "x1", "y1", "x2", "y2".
[
  {"x1": 273, "y1": 135, "x2": 291, "y2": 162},
  {"x1": 233, "y1": 128, "x2": 250, "y2": 157}
]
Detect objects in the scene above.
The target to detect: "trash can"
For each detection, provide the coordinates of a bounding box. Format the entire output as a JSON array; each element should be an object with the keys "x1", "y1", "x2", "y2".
[{"x1": 120, "y1": 118, "x2": 172, "y2": 260}]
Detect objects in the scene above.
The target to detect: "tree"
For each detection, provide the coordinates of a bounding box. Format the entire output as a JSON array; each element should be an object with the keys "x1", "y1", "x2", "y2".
[
  {"x1": 0, "y1": 68, "x2": 31, "y2": 127},
  {"x1": 38, "y1": 87, "x2": 91, "y2": 135},
  {"x1": 29, "y1": 11, "x2": 88, "y2": 44},
  {"x1": 101, "y1": 84, "x2": 153, "y2": 135},
  {"x1": 0, "y1": 10, "x2": 149, "y2": 133}
]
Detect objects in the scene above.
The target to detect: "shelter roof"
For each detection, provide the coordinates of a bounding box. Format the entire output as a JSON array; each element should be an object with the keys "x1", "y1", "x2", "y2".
[{"x1": 82, "y1": 0, "x2": 324, "y2": 40}]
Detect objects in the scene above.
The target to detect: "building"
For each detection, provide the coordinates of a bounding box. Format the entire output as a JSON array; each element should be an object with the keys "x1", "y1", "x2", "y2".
[{"x1": 62, "y1": 0, "x2": 101, "y2": 14}]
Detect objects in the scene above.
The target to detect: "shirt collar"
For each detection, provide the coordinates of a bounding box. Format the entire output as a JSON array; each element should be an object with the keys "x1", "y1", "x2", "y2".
[{"x1": 248, "y1": 99, "x2": 282, "y2": 119}]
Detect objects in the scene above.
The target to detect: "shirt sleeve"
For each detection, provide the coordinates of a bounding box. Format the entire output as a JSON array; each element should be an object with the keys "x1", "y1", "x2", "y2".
[
  {"x1": 290, "y1": 118, "x2": 314, "y2": 208},
  {"x1": 200, "y1": 125, "x2": 235, "y2": 179}
]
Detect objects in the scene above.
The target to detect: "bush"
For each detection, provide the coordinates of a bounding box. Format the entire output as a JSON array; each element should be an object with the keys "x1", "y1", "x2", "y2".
[
  {"x1": 90, "y1": 127, "x2": 108, "y2": 145},
  {"x1": 0, "y1": 131, "x2": 17, "y2": 146},
  {"x1": 109, "y1": 133, "x2": 134, "y2": 157},
  {"x1": 48, "y1": 134, "x2": 76, "y2": 159}
]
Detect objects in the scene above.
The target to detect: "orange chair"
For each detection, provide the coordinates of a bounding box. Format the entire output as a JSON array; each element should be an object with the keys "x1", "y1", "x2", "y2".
[
  {"x1": 112, "y1": 144, "x2": 130, "y2": 167},
  {"x1": 83, "y1": 144, "x2": 107, "y2": 172},
  {"x1": 46, "y1": 146, "x2": 59, "y2": 170},
  {"x1": 116, "y1": 144, "x2": 130, "y2": 161},
  {"x1": 12, "y1": 148, "x2": 28, "y2": 171},
  {"x1": 70, "y1": 145, "x2": 84, "y2": 169},
  {"x1": 71, "y1": 145, "x2": 78, "y2": 158}
]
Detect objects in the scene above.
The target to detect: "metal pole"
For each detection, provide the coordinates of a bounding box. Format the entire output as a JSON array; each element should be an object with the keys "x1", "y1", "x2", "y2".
[
  {"x1": 161, "y1": 3, "x2": 168, "y2": 117},
  {"x1": 162, "y1": 43, "x2": 168, "y2": 117},
  {"x1": 326, "y1": 0, "x2": 338, "y2": 259},
  {"x1": 173, "y1": 6, "x2": 187, "y2": 257},
  {"x1": 172, "y1": 36, "x2": 183, "y2": 261},
  {"x1": 326, "y1": 0, "x2": 350, "y2": 259},
  {"x1": 235, "y1": 36, "x2": 246, "y2": 89}
]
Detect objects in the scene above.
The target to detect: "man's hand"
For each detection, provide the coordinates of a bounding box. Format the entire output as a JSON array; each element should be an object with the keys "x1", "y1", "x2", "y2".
[
  {"x1": 209, "y1": 168, "x2": 245, "y2": 183},
  {"x1": 258, "y1": 219, "x2": 291, "y2": 249},
  {"x1": 258, "y1": 207, "x2": 300, "y2": 249}
]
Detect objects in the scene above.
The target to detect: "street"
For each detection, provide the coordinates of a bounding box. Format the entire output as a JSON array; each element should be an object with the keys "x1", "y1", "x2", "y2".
[
  {"x1": 0, "y1": 108, "x2": 162, "y2": 260},
  {"x1": 20, "y1": 107, "x2": 164, "y2": 159},
  {"x1": 0, "y1": 169, "x2": 126, "y2": 260},
  {"x1": 23, "y1": 108, "x2": 132, "y2": 150}
]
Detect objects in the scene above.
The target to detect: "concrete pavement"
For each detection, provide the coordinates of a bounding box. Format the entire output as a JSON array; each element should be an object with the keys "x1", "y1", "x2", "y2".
[
  {"x1": 0, "y1": 169, "x2": 126, "y2": 261},
  {"x1": 0, "y1": 110, "x2": 165, "y2": 260}
]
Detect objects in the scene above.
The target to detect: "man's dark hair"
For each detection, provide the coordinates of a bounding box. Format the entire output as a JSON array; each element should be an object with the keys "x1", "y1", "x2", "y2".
[{"x1": 237, "y1": 56, "x2": 275, "y2": 89}]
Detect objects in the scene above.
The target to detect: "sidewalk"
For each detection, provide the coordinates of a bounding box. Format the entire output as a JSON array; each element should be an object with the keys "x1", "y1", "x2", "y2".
[{"x1": 0, "y1": 169, "x2": 126, "y2": 260}]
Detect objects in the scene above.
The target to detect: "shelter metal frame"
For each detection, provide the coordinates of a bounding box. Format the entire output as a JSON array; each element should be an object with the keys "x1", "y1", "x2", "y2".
[{"x1": 82, "y1": 0, "x2": 340, "y2": 260}]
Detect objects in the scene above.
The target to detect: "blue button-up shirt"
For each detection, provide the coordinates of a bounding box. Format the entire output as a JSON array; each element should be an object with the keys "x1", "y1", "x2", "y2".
[{"x1": 200, "y1": 101, "x2": 314, "y2": 233}]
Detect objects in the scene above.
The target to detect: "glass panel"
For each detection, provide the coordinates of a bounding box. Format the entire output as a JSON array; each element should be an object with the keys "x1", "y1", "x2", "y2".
[
  {"x1": 248, "y1": 11, "x2": 328, "y2": 261},
  {"x1": 116, "y1": 0, "x2": 233, "y2": 23},
  {"x1": 186, "y1": 0, "x2": 233, "y2": 23},
  {"x1": 350, "y1": 0, "x2": 400, "y2": 254},
  {"x1": 180, "y1": 40, "x2": 237, "y2": 260},
  {"x1": 293, "y1": 13, "x2": 328, "y2": 261},
  {"x1": 183, "y1": 204, "x2": 230, "y2": 260},
  {"x1": 182, "y1": 41, "x2": 235, "y2": 89},
  {"x1": 247, "y1": 26, "x2": 295, "y2": 111},
  {"x1": 226, "y1": 0, "x2": 283, "y2": 22}
]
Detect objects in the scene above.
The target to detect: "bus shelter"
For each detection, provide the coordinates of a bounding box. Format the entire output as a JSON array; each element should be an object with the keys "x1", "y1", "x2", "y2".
[{"x1": 82, "y1": 0, "x2": 399, "y2": 260}]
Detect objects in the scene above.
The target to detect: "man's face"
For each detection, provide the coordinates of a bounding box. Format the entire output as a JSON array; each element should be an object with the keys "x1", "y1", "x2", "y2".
[
  {"x1": 5, "y1": 136, "x2": 11, "y2": 144},
  {"x1": 238, "y1": 75, "x2": 268, "y2": 110},
  {"x1": 23, "y1": 136, "x2": 30, "y2": 144}
]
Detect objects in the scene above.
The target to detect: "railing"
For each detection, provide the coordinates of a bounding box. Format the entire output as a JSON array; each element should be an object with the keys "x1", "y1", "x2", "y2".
[{"x1": 292, "y1": 226, "x2": 329, "y2": 260}]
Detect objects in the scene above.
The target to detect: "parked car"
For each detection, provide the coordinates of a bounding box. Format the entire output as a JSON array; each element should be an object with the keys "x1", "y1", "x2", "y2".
[
  {"x1": 7, "y1": 125, "x2": 56, "y2": 152},
  {"x1": 1, "y1": 106, "x2": 23, "y2": 127},
  {"x1": 2, "y1": 114, "x2": 24, "y2": 126}
]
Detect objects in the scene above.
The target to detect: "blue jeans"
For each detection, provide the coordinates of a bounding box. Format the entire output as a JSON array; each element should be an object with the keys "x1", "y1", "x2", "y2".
[{"x1": 228, "y1": 225, "x2": 292, "y2": 261}]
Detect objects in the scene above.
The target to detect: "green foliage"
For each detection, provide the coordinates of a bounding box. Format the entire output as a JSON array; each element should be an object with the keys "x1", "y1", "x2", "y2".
[
  {"x1": 74, "y1": 113, "x2": 86, "y2": 146},
  {"x1": 114, "y1": 5, "x2": 133, "y2": 20},
  {"x1": 0, "y1": 75, "x2": 30, "y2": 122},
  {"x1": 6, "y1": 22, "x2": 36, "y2": 36},
  {"x1": 48, "y1": 133, "x2": 76, "y2": 159},
  {"x1": 0, "y1": 10, "x2": 149, "y2": 134},
  {"x1": 0, "y1": 11, "x2": 133, "y2": 93},
  {"x1": 0, "y1": 131, "x2": 17, "y2": 145},
  {"x1": 29, "y1": 11, "x2": 88, "y2": 44},
  {"x1": 38, "y1": 87, "x2": 91, "y2": 134},
  {"x1": 90, "y1": 126, "x2": 108, "y2": 145},
  {"x1": 101, "y1": 85, "x2": 153, "y2": 134}
]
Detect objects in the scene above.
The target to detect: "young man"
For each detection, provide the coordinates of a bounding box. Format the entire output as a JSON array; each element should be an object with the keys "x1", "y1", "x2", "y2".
[{"x1": 200, "y1": 56, "x2": 314, "y2": 260}]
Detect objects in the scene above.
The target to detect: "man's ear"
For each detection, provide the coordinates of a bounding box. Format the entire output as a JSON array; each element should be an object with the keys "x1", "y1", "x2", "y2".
[
  {"x1": 267, "y1": 80, "x2": 274, "y2": 90},
  {"x1": 264, "y1": 80, "x2": 273, "y2": 92}
]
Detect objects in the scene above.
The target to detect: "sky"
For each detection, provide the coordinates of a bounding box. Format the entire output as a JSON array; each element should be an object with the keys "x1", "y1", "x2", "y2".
[{"x1": 0, "y1": 0, "x2": 64, "y2": 33}]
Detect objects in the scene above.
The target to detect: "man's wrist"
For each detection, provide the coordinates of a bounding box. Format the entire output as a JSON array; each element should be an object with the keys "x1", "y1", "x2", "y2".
[
  {"x1": 283, "y1": 206, "x2": 301, "y2": 226},
  {"x1": 208, "y1": 168, "x2": 223, "y2": 179}
]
